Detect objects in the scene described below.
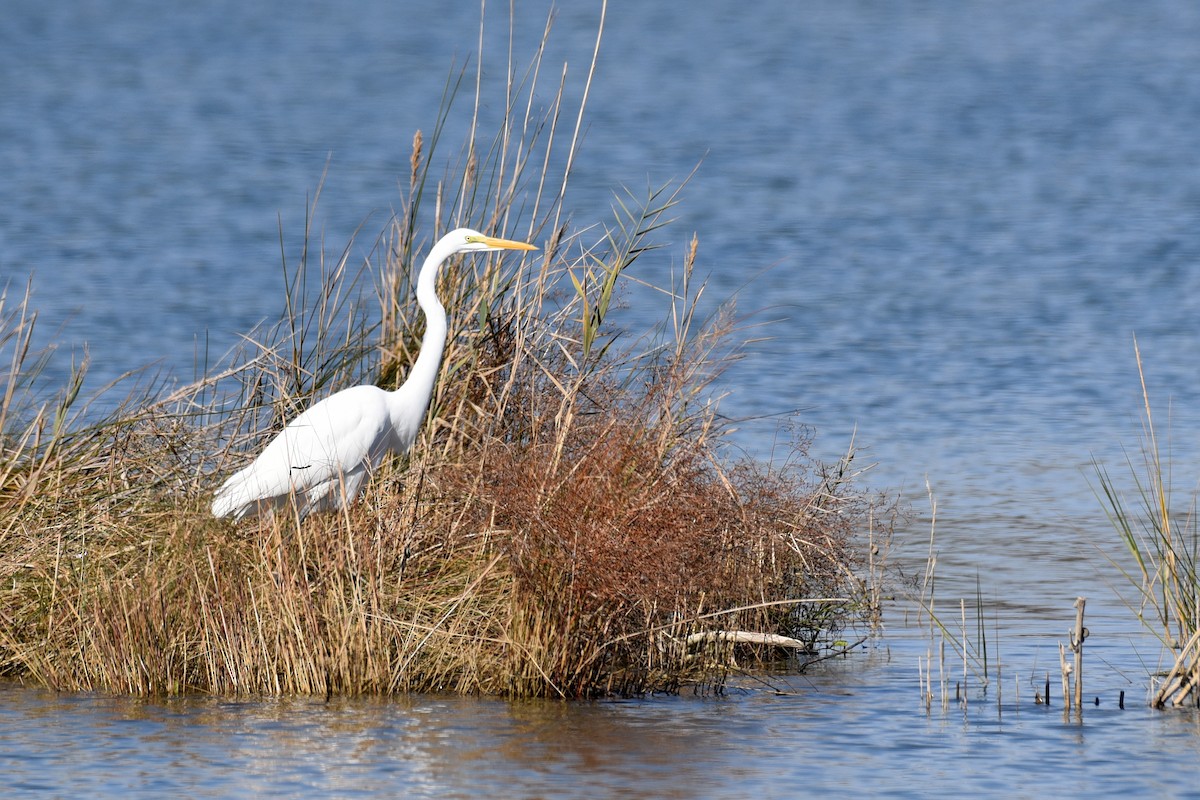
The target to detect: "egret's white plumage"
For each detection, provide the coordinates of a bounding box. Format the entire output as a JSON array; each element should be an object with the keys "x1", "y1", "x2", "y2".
[{"x1": 211, "y1": 228, "x2": 537, "y2": 521}]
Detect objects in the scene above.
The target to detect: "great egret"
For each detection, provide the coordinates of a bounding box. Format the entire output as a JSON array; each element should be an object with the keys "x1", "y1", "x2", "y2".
[{"x1": 211, "y1": 227, "x2": 538, "y2": 521}]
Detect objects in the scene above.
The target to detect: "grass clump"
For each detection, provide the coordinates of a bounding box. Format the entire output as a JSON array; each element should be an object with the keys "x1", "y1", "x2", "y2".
[
  {"x1": 1094, "y1": 339, "x2": 1200, "y2": 708},
  {"x1": 0, "y1": 9, "x2": 879, "y2": 698}
]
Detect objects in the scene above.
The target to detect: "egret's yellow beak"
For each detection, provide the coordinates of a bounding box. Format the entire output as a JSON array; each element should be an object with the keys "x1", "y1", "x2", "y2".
[{"x1": 478, "y1": 235, "x2": 538, "y2": 251}]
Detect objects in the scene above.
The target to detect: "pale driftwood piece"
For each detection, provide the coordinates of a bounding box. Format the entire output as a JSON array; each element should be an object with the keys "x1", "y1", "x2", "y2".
[{"x1": 685, "y1": 630, "x2": 810, "y2": 649}]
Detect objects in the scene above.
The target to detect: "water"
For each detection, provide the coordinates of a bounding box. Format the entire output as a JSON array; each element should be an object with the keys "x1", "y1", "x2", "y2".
[
  {"x1": 3, "y1": 656, "x2": 1199, "y2": 799},
  {"x1": 2, "y1": 660, "x2": 1198, "y2": 800},
  {"x1": 3, "y1": 0, "x2": 1200, "y2": 796}
]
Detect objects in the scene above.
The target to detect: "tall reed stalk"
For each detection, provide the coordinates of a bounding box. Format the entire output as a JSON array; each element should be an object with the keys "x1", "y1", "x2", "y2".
[{"x1": 0, "y1": 6, "x2": 877, "y2": 697}]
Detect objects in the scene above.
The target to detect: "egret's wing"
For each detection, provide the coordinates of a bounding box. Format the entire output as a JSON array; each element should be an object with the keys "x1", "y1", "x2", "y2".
[{"x1": 213, "y1": 388, "x2": 388, "y2": 517}]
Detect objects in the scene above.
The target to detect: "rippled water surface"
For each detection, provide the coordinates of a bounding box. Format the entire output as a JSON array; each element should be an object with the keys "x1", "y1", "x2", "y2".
[
  {"x1": 4, "y1": 640, "x2": 1200, "y2": 800},
  {"x1": 3, "y1": 0, "x2": 1200, "y2": 796}
]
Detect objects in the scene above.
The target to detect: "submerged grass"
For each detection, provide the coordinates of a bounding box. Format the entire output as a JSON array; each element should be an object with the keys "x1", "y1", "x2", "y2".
[{"x1": 0, "y1": 6, "x2": 878, "y2": 697}]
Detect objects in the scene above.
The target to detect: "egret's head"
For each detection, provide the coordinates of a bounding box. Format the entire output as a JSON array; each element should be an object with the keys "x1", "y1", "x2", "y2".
[{"x1": 450, "y1": 227, "x2": 538, "y2": 253}]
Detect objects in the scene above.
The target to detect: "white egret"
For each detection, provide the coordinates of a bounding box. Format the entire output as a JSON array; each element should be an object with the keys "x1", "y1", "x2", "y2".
[{"x1": 211, "y1": 228, "x2": 538, "y2": 521}]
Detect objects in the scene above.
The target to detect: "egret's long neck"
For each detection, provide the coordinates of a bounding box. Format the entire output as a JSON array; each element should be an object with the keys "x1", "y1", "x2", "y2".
[{"x1": 392, "y1": 246, "x2": 450, "y2": 418}]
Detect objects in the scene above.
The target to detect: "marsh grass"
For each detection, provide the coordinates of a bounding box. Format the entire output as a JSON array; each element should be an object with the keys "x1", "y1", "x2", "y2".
[
  {"x1": 0, "y1": 7, "x2": 878, "y2": 697},
  {"x1": 1094, "y1": 340, "x2": 1200, "y2": 708},
  {"x1": 913, "y1": 487, "x2": 997, "y2": 713}
]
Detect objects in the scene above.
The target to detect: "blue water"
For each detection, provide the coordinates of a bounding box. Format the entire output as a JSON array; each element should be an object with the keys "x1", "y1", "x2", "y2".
[
  {"x1": 3, "y1": 666, "x2": 1199, "y2": 800},
  {"x1": 3, "y1": 0, "x2": 1200, "y2": 796}
]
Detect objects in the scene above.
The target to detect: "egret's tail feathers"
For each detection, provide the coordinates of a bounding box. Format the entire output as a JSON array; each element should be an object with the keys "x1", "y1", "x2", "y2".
[
  {"x1": 211, "y1": 473, "x2": 269, "y2": 521},
  {"x1": 210, "y1": 464, "x2": 371, "y2": 522}
]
